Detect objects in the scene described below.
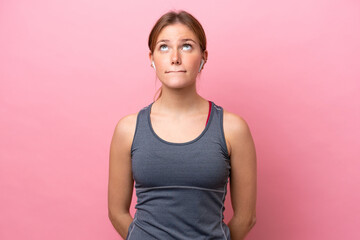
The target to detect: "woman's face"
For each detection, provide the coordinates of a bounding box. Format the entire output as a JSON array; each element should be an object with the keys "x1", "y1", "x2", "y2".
[{"x1": 149, "y1": 23, "x2": 207, "y2": 89}]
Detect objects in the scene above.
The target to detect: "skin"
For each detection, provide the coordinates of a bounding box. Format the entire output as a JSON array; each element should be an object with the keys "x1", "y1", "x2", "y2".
[{"x1": 108, "y1": 23, "x2": 257, "y2": 240}]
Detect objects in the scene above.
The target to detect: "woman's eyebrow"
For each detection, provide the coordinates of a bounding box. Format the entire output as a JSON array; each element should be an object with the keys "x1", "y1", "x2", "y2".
[{"x1": 156, "y1": 39, "x2": 196, "y2": 45}]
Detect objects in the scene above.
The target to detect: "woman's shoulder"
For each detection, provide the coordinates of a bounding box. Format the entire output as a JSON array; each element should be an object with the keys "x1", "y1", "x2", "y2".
[
  {"x1": 113, "y1": 102, "x2": 152, "y2": 144},
  {"x1": 222, "y1": 108, "x2": 249, "y2": 130},
  {"x1": 117, "y1": 112, "x2": 139, "y2": 127},
  {"x1": 222, "y1": 108, "x2": 253, "y2": 157},
  {"x1": 113, "y1": 112, "x2": 139, "y2": 147}
]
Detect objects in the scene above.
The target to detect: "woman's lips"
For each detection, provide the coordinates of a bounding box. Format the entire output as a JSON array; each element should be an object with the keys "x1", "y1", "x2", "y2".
[{"x1": 166, "y1": 71, "x2": 186, "y2": 73}]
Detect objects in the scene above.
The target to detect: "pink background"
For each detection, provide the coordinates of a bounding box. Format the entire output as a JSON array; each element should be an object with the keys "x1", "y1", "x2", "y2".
[{"x1": 1, "y1": 0, "x2": 359, "y2": 239}]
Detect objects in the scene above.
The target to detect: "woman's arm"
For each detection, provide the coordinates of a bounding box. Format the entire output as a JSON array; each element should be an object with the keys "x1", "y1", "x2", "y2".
[
  {"x1": 224, "y1": 110, "x2": 257, "y2": 240},
  {"x1": 108, "y1": 113, "x2": 138, "y2": 239}
]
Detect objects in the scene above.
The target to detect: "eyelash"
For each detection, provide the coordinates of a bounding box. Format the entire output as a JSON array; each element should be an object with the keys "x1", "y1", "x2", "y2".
[{"x1": 159, "y1": 43, "x2": 192, "y2": 51}]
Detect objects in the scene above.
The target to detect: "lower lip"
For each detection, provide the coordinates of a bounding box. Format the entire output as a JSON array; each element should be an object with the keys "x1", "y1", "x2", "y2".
[{"x1": 167, "y1": 71, "x2": 186, "y2": 73}]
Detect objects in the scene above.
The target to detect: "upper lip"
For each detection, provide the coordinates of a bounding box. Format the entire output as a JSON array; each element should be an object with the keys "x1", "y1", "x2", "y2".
[{"x1": 166, "y1": 70, "x2": 186, "y2": 73}]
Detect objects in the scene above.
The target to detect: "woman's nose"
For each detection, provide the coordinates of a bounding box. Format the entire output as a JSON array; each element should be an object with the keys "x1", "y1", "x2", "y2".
[{"x1": 171, "y1": 50, "x2": 181, "y2": 65}]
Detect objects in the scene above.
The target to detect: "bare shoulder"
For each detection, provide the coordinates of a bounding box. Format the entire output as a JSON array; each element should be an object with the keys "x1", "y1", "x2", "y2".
[
  {"x1": 223, "y1": 108, "x2": 254, "y2": 157},
  {"x1": 115, "y1": 112, "x2": 138, "y2": 132},
  {"x1": 112, "y1": 112, "x2": 139, "y2": 149}
]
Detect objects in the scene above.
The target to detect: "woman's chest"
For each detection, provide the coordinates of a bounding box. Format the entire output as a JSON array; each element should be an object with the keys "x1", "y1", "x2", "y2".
[{"x1": 131, "y1": 143, "x2": 230, "y2": 190}]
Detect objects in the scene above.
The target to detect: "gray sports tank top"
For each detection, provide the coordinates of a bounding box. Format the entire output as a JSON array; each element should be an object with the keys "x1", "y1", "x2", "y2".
[{"x1": 126, "y1": 101, "x2": 231, "y2": 240}]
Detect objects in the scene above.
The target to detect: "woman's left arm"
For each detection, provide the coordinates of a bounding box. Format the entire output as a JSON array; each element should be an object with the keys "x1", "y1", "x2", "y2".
[{"x1": 224, "y1": 110, "x2": 257, "y2": 240}]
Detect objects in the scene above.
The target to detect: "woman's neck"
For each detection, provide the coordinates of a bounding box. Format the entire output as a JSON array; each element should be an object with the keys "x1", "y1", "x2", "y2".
[{"x1": 153, "y1": 88, "x2": 208, "y2": 116}]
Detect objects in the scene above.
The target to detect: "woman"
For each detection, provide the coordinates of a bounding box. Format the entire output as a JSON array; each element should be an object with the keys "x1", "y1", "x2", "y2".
[{"x1": 108, "y1": 10, "x2": 257, "y2": 240}]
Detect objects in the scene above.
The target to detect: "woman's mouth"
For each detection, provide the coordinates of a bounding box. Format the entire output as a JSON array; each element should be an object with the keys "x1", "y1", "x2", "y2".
[{"x1": 166, "y1": 70, "x2": 186, "y2": 73}]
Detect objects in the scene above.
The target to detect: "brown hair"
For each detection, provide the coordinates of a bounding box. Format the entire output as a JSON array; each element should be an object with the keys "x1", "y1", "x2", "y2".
[{"x1": 148, "y1": 10, "x2": 207, "y2": 101}]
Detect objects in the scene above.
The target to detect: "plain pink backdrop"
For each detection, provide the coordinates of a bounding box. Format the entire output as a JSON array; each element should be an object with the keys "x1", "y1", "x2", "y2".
[{"x1": 1, "y1": 0, "x2": 359, "y2": 239}]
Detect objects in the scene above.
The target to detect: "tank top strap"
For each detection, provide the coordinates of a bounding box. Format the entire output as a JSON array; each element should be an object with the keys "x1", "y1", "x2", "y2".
[
  {"x1": 206, "y1": 101, "x2": 230, "y2": 159},
  {"x1": 130, "y1": 104, "x2": 152, "y2": 156}
]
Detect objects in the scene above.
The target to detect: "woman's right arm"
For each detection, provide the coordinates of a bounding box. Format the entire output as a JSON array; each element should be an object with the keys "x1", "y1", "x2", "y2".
[{"x1": 108, "y1": 113, "x2": 138, "y2": 239}]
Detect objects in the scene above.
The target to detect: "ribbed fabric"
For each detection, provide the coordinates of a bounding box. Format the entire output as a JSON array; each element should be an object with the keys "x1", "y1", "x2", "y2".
[{"x1": 127, "y1": 100, "x2": 231, "y2": 240}]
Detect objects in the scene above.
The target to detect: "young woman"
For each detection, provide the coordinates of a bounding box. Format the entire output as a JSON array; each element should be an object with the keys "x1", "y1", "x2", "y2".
[{"x1": 108, "y1": 10, "x2": 257, "y2": 240}]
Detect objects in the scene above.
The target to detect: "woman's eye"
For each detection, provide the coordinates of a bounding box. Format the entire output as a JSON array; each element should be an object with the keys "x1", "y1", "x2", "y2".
[
  {"x1": 159, "y1": 44, "x2": 192, "y2": 51},
  {"x1": 183, "y1": 44, "x2": 192, "y2": 50},
  {"x1": 159, "y1": 45, "x2": 168, "y2": 51}
]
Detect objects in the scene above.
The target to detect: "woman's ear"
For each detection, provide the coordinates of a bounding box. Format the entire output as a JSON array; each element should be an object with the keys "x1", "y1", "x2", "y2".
[
  {"x1": 149, "y1": 52, "x2": 154, "y2": 69},
  {"x1": 203, "y1": 50, "x2": 208, "y2": 63}
]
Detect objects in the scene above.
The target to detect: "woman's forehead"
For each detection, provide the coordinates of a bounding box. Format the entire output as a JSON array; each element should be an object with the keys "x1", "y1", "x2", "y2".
[{"x1": 157, "y1": 23, "x2": 198, "y2": 43}]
